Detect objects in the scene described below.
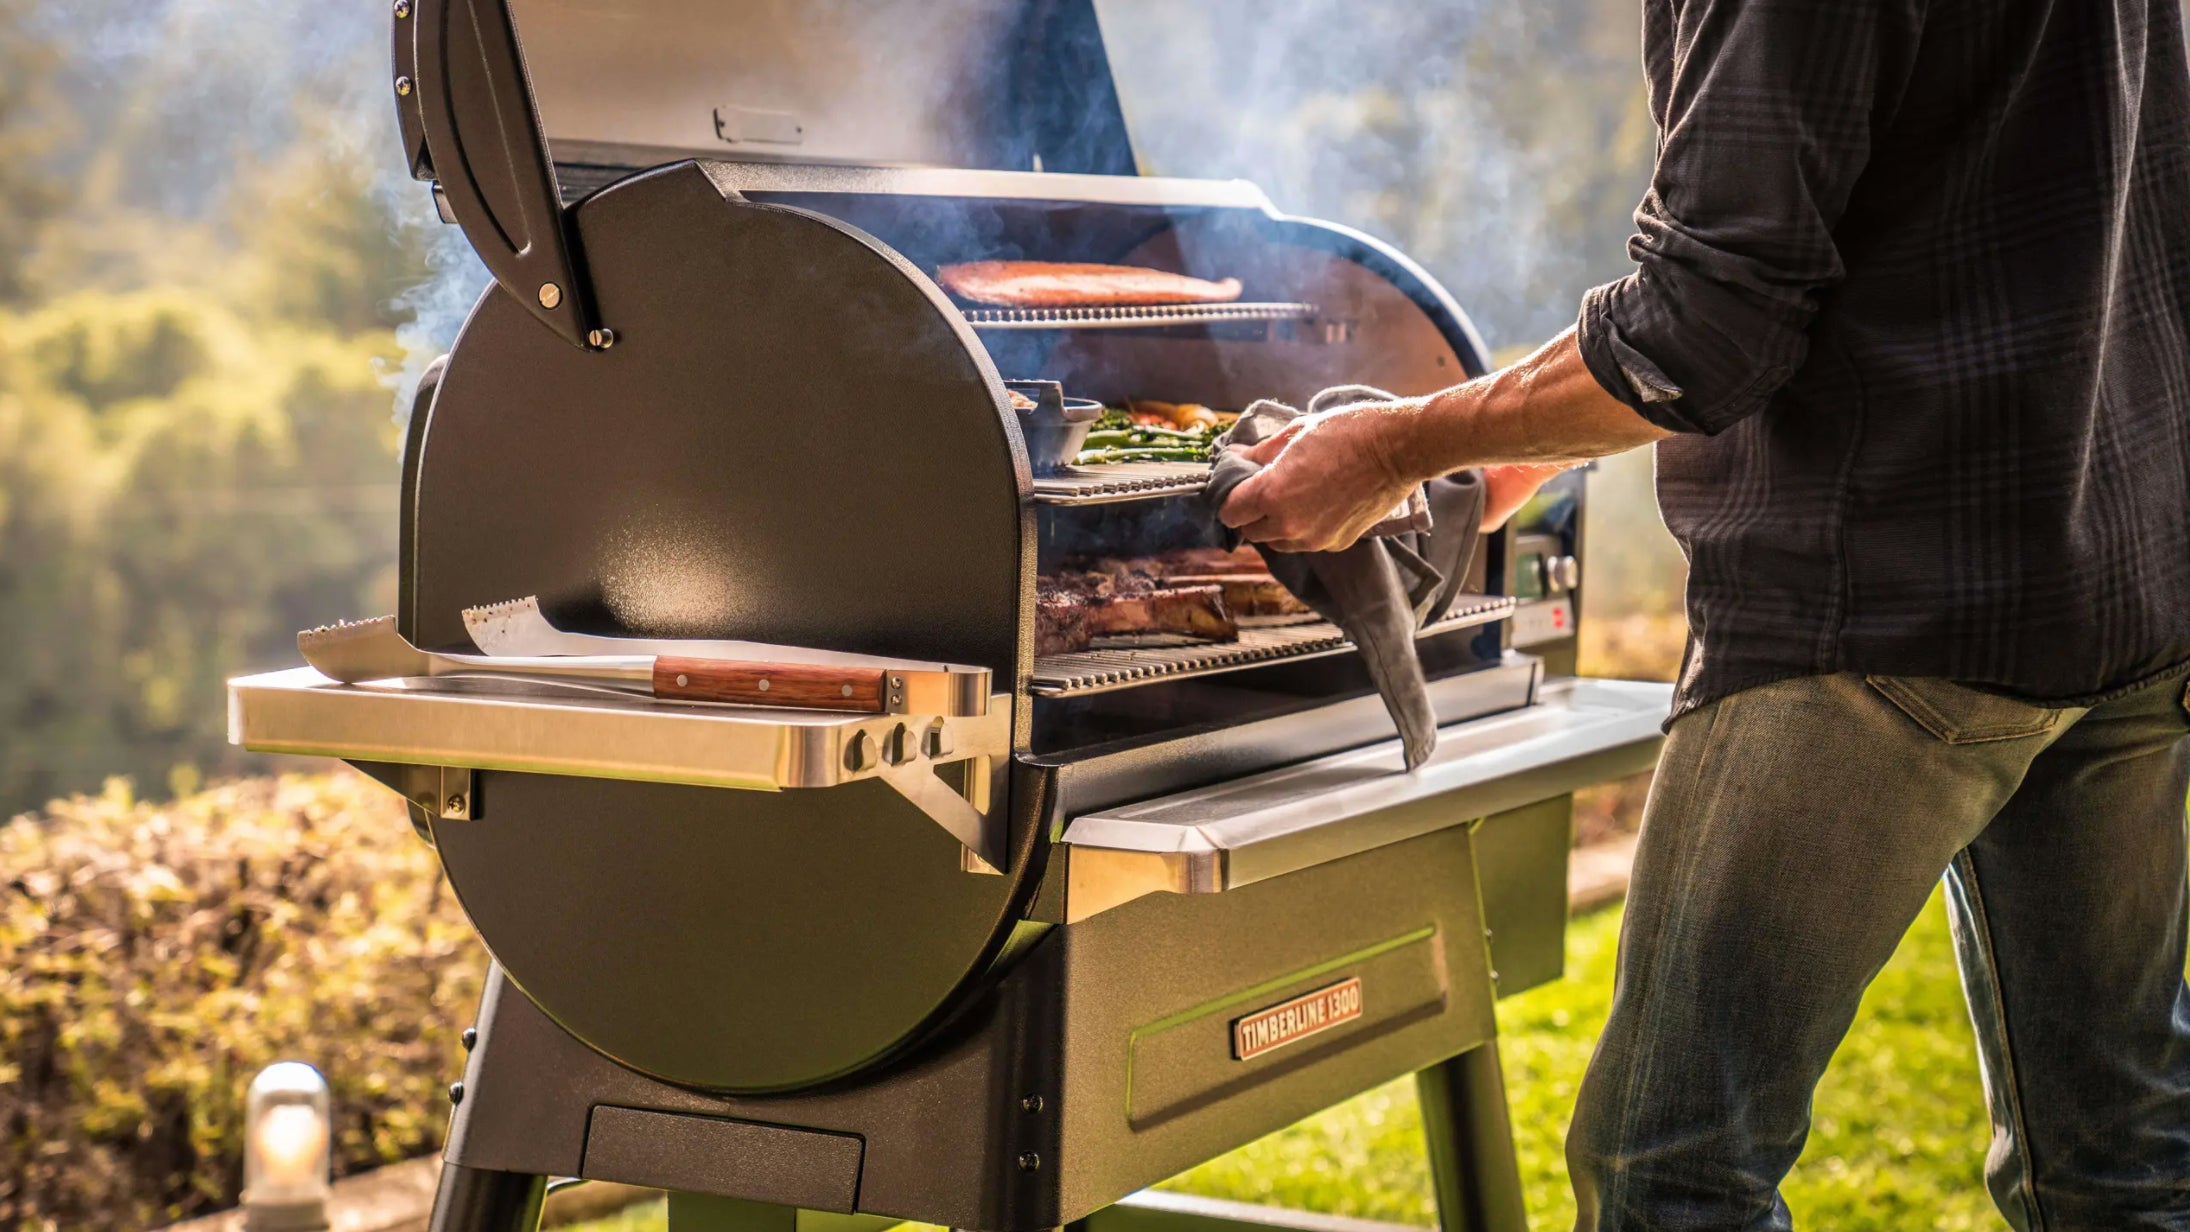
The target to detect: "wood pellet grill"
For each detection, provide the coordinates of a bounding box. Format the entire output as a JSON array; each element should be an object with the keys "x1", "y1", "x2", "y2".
[{"x1": 227, "y1": 4, "x2": 1672, "y2": 1231}]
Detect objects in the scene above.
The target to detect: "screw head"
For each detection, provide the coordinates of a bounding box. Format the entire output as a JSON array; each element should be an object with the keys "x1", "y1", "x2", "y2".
[
  {"x1": 394, "y1": 0, "x2": 410, "y2": 17},
  {"x1": 675, "y1": 673, "x2": 689, "y2": 688},
  {"x1": 445, "y1": 794, "x2": 467, "y2": 819},
  {"x1": 537, "y1": 282, "x2": 563, "y2": 310},
  {"x1": 461, "y1": 1027, "x2": 478, "y2": 1051},
  {"x1": 448, "y1": 1080, "x2": 465, "y2": 1105},
  {"x1": 586, "y1": 327, "x2": 617, "y2": 350},
  {"x1": 394, "y1": 75, "x2": 413, "y2": 97},
  {"x1": 756, "y1": 678, "x2": 771, "y2": 692},
  {"x1": 1020, "y1": 1094, "x2": 1043, "y2": 1114},
  {"x1": 1016, "y1": 1152, "x2": 1041, "y2": 1173}
]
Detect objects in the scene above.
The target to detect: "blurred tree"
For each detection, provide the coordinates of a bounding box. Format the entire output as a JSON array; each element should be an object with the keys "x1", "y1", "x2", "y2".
[
  {"x1": 0, "y1": 0, "x2": 64, "y2": 303},
  {"x1": 0, "y1": 291, "x2": 400, "y2": 812}
]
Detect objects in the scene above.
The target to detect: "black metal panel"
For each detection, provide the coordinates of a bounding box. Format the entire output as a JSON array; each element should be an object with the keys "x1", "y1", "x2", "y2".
[
  {"x1": 582, "y1": 1107, "x2": 863, "y2": 1211},
  {"x1": 405, "y1": 160, "x2": 1040, "y2": 1092},
  {"x1": 406, "y1": 0, "x2": 599, "y2": 347},
  {"x1": 406, "y1": 159, "x2": 1029, "y2": 671},
  {"x1": 441, "y1": 820, "x2": 1502, "y2": 1231}
]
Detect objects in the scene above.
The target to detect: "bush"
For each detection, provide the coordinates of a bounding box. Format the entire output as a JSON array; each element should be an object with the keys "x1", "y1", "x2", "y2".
[{"x1": 0, "y1": 771, "x2": 484, "y2": 1231}]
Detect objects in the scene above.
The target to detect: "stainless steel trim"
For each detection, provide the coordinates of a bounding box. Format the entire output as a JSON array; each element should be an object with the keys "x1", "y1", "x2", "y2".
[
  {"x1": 1030, "y1": 598, "x2": 1519, "y2": 698},
  {"x1": 1030, "y1": 462, "x2": 1210, "y2": 506},
  {"x1": 1045, "y1": 655, "x2": 1544, "y2": 818},
  {"x1": 691, "y1": 160, "x2": 1278, "y2": 210},
  {"x1": 227, "y1": 668, "x2": 1012, "y2": 863},
  {"x1": 1058, "y1": 678, "x2": 1673, "y2": 922},
  {"x1": 961, "y1": 302, "x2": 1317, "y2": 331}
]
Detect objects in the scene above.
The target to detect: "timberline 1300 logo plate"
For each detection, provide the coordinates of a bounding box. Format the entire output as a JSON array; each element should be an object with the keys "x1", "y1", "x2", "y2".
[{"x1": 1230, "y1": 977, "x2": 1364, "y2": 1061}]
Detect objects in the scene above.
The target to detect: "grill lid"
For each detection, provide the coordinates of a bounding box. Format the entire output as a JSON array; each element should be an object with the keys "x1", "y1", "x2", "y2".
[
  {"x1": 395, "y1": 0, "x2": 1135, "y2": 351},
  {"x1": 516, "y1": 0, "x2": 1136, "y2": 174}
]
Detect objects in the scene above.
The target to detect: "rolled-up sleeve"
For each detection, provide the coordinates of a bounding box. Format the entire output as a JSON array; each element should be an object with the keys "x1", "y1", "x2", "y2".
[{"x1": 1578, "y1": 0, "x2": 1924, "y2": 435}]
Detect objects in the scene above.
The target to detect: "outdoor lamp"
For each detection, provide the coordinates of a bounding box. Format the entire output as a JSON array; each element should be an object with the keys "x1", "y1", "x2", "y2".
[{"x1": 242, "y1": 1062, "x2": 332, "y2": 1232}]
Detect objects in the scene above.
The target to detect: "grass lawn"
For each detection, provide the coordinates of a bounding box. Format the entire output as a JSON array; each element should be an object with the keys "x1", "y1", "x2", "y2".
[{"x1": 574, "y1": 888, "x2": 2002, "y2": 1232}]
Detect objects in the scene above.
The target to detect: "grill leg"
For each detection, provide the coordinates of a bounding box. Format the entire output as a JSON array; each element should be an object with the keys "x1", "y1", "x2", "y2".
[
  {"x1": 426, "y1": 1162, "x2": 546, "y2": 1232},
  {"x1": 1416, "y1": 1043, "x2": 1529, "y2": 1232}
]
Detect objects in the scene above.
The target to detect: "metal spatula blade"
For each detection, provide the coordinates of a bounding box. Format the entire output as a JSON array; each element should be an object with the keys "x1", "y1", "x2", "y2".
[{"x1": 297, "y1": 616, "x2": 435, "y2": 683}]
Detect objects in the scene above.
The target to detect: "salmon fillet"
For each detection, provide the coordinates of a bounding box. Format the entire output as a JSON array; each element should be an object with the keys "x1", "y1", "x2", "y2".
[{"x1": 938, "y1": 261, "x2": 1244, "y2": 307}]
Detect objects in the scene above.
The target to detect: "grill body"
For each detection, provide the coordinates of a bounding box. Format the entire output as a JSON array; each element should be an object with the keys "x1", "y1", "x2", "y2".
[
  {"x1": 436, "y1": 813, "x2": 1555, "y2": 1231},
  {"x1": 237, "y1": 4, "x2": 1675, "y2": 1230}
]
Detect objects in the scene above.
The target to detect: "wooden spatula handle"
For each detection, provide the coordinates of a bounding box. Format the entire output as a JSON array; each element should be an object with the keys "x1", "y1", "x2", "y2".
[{"x1": 652, "y1": 658, "x2": 888, "y2": 712}]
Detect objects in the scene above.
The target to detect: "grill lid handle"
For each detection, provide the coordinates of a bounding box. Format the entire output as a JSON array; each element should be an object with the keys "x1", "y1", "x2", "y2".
[{"x1": 394, "y1": 0, "x2": 605, "y2": 351}]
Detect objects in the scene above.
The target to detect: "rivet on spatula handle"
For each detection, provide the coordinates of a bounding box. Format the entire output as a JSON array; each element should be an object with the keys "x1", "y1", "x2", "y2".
[{"x1": 651, "y1": 658, "x2": 888, "y2": 712}]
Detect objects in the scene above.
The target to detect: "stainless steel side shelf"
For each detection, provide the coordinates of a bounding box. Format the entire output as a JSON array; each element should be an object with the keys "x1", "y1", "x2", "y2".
[
  {"x1": 1058, "y1": 677, "x2": 1673, "y2": 921},
  {"x1": 227, "y1": 668, "x2": 1013, "y2": 868},
  {"x1": 1030, "y1": 597, "x2": 1519, "y2": 697}
]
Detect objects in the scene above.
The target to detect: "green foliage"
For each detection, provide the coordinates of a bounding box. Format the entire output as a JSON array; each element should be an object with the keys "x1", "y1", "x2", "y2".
[
  {"x1": 0, "y1": 772, "x2": 485, "y2": 1232},
  {"x1": 0, "y1": 290, "x2": 402, "y2": 813}
]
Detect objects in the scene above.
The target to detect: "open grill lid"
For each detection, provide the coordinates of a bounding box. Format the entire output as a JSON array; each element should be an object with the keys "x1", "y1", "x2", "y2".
[
  {"x1": 514, "y1": 0, "x2": 1136, "y2": 175},
  {"x1": 394, "y1": 0, "x2": 1136, "y2": 349}
]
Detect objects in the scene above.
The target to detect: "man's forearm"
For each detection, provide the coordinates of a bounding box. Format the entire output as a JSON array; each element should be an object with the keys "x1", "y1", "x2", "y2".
[{"x1": 1390, "y1": 328, "x2": 1673, "y2": 481}]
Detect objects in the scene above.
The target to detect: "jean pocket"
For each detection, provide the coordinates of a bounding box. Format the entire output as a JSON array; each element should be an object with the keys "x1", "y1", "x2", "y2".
[{"x1": 1864, "y1": 675, "x2": 2063, "y2": 745}]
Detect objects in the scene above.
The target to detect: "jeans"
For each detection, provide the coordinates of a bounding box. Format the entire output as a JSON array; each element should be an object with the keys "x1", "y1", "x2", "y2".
[{"x1": 1567, "y1": 667, "x2": 2190, "y2": 1230}]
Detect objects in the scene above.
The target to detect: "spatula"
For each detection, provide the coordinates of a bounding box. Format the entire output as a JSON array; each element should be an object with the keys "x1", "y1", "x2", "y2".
[{"x1": 297, "y1": 616, "x2": 888, "y2": 712}]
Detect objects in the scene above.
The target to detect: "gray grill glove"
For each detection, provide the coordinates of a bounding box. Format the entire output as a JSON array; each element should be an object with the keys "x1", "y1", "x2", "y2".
[{"x1": 1200, "y1": 386, "x2": 1487, "y2": 770}]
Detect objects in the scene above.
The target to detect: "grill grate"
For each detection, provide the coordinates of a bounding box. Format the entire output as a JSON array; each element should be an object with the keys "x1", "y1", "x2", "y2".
[
  {"x1": 1032, "y1": 462, "x2": 1210, "y2": 505},
  {"x1": 962, "y1": 302, "x2": 1318, "y2": 331},
  {"x1": 1030, "y1": 595, "x2": 1518, "y2": 697}
]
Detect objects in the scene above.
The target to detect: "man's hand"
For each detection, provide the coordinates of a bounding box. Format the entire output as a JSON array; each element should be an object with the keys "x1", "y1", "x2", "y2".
[
  {"x1": 1218, "y1": 400, "x2": 1421, "y2": 552},
  {"x1": 1218, "y1": 329, "x2": 1672, "y2": 552}
]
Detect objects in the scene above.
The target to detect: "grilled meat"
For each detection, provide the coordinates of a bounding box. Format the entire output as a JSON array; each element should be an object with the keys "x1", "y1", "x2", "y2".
[
  {"x1": 938, "y1": 261, "x2": 1244, "y2": 307},
  {"x1": 1034, "y1": 546, "x2": 1316, "y2": 655},
  {"x1": 1163, "y1": 574, "x2": 1311, "y2": 618}
]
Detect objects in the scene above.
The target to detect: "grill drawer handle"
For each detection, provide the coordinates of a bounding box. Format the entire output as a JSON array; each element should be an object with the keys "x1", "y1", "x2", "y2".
[{"x1": 652, "y1": 658, "x2": 887, "y2": 713}]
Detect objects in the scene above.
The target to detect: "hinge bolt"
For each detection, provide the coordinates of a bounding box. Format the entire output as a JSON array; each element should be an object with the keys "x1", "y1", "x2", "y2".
[
  {"x1": 394, "y1": 75, "x2": 413, "y2": 97},
  {"x1": 537, "y1": 282, "x2": 563, "y2": 310}
]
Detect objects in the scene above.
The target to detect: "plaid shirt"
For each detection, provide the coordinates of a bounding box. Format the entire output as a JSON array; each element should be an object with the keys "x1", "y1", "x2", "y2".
[{"x1": 1578, "y1": 0, "x2": 2190, "y2": 719}]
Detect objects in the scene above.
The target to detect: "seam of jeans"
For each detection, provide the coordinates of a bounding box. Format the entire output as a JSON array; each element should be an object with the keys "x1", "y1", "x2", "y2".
[
  {"x1": 1956, "y1": 848, "x2": 2046, "y2": 1232},
  {"x1": 1600, "y1": 692, "x2": 1732, "y2": 1218}
]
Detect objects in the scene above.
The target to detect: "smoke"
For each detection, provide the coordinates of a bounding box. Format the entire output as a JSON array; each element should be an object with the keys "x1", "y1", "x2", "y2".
[
  {"x1": 1096, "y1": 0, "x2": 1651, "y2": 352},
  {"x1": 380, "y1": 205, "x2": 490, "y2": 428}
]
